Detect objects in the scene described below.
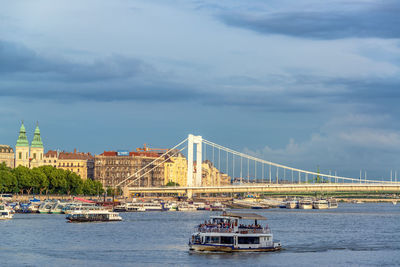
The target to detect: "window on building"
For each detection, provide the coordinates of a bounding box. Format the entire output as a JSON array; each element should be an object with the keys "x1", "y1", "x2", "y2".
[
  {"x1": 33, "y1": 153, "x2": 36, "y2": 159},
  {"x1": 19, "y1": 152, "x2": 22, "y2": 159},
  {"x1": 40, "y1": 153, "x2": 42, "y2": 160},
  {"x1": 44, "y1": 160, "x2": 46, "y2": 163},
  {"x1": 26, "y1": 152, "x2": 28, "y2": 159}
]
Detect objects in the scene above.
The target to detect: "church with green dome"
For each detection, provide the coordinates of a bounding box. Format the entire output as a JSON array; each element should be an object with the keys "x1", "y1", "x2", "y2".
[{"x1": 15, "y1": 121, "x2": 44, "y2": 168}]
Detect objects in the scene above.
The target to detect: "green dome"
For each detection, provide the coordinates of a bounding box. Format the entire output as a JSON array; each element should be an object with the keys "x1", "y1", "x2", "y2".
[
  {"x1": 16, "y1": 121, "x2": 29, "y2": 147},
  {"x1": 31, "y1": 124, "x2": 43, "y2": 148}
]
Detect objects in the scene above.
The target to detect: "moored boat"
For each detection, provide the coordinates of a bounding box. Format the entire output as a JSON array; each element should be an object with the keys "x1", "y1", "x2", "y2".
[
  {"x1": 189, "y1": 212, "x2": 281, "y2": 252},
  {"x1": 285, "y1": 200, "x2": 298, "y2": 209},
  {"x1": 299, "y1": 199, "x2": 313, "y2": 209},
  {"x1": 0, "y1": 203, "x2": 13, "y2": 220},
  {"x1": 66, "y1": 209, "x2": 122, "y2": 222},
  {"x1": 38, "y1": 201, "x2": 53, "y2": 214},
  {"x1": 313, "y1": 199, "x2": 329, "y2": 209},
  {"x1": 328, "y1": 199, "x2": 338, "y2": 209}
]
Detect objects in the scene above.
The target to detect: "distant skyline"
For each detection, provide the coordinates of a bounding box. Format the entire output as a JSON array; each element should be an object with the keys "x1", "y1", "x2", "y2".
[{"x1": 1, "y1": 0, "x2": 400, "y2": 179}]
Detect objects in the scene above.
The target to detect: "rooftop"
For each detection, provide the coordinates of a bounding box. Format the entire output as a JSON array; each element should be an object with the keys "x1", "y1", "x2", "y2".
[{"x1": 219, "y1": 212, "x2": 267, "y2": 220}]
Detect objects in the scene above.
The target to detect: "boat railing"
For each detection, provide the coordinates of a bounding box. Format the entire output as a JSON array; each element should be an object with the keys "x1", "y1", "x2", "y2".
[
  {"x1": 196, "y1": 227, "x2": 271, "y2": 234},
  {"x1": 197, "y1": 227, "x2": 234, "y2": 233},
  {"x1": 238, "y1": 228, "x2": 271, "y2": 234}
]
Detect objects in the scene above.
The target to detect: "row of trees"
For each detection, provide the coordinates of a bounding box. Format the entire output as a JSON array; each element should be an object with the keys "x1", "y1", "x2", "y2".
[{"x1": 0, "y1": 163, "x2": 104, "y2": 196}]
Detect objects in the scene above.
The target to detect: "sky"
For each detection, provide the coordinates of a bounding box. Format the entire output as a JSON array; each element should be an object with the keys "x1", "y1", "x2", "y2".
[{"x1": 1, "y1": 0, "x2": 400, "y2": 179}]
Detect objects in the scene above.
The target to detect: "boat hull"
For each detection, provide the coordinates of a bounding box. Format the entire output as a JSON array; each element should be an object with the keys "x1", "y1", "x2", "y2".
[{"x1": 189, "y1": 244, "x2": 281, "y2": 252}]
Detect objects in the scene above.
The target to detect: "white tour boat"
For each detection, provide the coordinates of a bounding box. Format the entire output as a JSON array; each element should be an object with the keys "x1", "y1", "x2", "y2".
[
  {"x1": 285, "y1": 200, "x2": 298, "y2": 209},
  {"x1": 189, "y1": 212, "x2": 281, "y2": 252},
  {"x1": 328, "y1": 199, "x2": 338, "y2": 209},
  {"x1": 313, "y1": 199, "x2": 329, "y2": 209},
  {"x1": 0, "y1": 204, "x2": 14, "y2": 220},
  {"x1": 66, "y1": 209, "x2": 122, "y2": 222},
  {"x1": 299, "y1": 199, "x2": 313, "y2": 209}
]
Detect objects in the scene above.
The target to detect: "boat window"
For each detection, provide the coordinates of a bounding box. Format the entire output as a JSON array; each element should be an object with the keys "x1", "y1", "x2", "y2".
[
  {"x1": 220, "y1": 236, "x2": 233, "y2": 244},
  {"x1": 238, "y1": 237, "x2": 260, "y2": 244},
  {"x1": 210, "y1": 236, "x2": 220, "y2": 243}
]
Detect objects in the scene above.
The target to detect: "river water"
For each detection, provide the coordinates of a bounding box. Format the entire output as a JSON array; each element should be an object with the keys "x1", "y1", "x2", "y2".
[{"x1": 1, "y1": 203, "x2": 399, "y2": 266}]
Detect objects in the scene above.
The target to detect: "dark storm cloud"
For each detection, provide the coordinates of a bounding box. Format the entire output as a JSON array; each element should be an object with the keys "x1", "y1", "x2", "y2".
[
  {"x1": 218, "y1": 1, "x2": 400, "y2": 39},
  {"x1": 1, "y1": 40, "x2": 399, "y2": 114},
  {"x1": 0, "y1": 40, "x2": 146, "y2": 82},
  {"x1": 0, "y1": 40, "x2": 204, "y2": 103}
]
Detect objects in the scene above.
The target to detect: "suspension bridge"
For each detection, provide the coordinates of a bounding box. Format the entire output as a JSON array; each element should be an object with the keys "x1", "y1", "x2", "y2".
[{"x1": 116, "y1": 134, "x2": 400, "y2": 198}]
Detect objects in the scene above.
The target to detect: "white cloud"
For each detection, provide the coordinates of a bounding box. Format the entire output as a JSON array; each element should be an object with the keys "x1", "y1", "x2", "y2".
[{"x1": 243, "y1": 113, "x2": 400, "y2": 178}]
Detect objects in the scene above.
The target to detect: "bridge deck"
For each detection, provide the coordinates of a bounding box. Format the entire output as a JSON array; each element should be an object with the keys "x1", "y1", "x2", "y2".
[{"x1": 126, "y1": 183, "x2": 400, "y2": 195}]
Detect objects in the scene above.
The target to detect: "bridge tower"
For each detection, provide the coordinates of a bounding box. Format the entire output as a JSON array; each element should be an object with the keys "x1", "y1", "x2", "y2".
[{"x1": 186, "y1": 134, "x2": 202, "y2": 187}]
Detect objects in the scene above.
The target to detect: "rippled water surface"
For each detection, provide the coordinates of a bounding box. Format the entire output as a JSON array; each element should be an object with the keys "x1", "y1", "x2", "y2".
[{"x1": 1, "y1": 203, "x2": 400, "y2": 266}]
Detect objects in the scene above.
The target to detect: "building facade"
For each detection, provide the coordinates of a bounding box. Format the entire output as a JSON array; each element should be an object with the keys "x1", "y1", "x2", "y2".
[
  {"x1": 15, "y1": 122, "x2": 30, "y2": 168},
  {"x1": 44, "y1": 149, "x2": 94, "y2": 180},
  {"x1": 30, "y1": 124, "x2": 44, "y2": 168},
  {"x1": 195, "y1": 160, "x2": 231, "y2": 187},
  {"x1": 0, "y1": 145, "x2": 14, "y2": 168},
  {"x1": 94, "y1": 150, "x2": 165, "y2": 188},
  {"x1": 15, "y1": 121, "x2": 45, "y2": 168},
  {"x1": 164, "y1": 151, "x2": 187, "y2": 186}
]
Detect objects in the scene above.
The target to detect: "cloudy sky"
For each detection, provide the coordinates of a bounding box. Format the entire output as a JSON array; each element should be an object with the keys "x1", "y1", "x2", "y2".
[{"x1": 1, "y1": 0, "x2": 400, "y2": 179}]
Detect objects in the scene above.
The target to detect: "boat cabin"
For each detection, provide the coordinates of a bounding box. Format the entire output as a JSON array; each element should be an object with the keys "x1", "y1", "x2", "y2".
[{"x1": 191, "y1": 212, "x2": 277, "y2": 251}]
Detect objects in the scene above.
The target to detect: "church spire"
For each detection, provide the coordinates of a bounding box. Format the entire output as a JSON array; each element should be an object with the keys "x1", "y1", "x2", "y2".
[
  {"x1": 31, "y1": 122, "x2": 43, "y2": 148},
  {"x1": 16, "y1": 120, "x2": 29, "y2": 147}
]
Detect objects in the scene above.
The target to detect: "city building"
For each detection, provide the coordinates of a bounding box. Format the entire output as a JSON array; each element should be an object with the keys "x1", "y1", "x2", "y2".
[
  {"x1": 15, "y1": 121, "x2": 45, "y2": 168},
  {"x1": 44, "y1": 149, "x2": 94, "y2": 179},
  {"x1": 195, "y1": 160, "x2": 231, "y2": 187},
  {"x1": 15, "y1": 122, "x2": 30, "y2": 168},
  {"x1": 0, "y1": 145, "x2": 14, "y2": 168},
  {"x1": 30, "y1": 124, "x2": 44, "y2": 168},
  {"x1": 94, "y1": 149, "x2": 166, "y2": 189},
  {"x1": 164, "y1": 151, "x2": 188, "y2": 186}
]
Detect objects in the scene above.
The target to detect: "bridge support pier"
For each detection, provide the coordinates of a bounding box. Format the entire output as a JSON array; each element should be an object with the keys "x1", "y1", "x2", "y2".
[
  {"x1": 186, "y1": 189, "x2": 193, "y2": 199},
  {"x1": 123, "y1": 186, "x2": 130, "y2": 199}
]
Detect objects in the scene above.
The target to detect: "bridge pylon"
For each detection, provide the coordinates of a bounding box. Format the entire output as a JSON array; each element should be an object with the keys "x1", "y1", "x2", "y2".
[{"x1": 186, "y1": 134, "x2": 202, "y2": 188}]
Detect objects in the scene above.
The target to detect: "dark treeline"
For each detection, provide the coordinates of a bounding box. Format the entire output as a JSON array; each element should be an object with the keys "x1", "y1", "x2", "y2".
[{"x1": 0, "y1": 162, "x2": 104, "y2": 196}]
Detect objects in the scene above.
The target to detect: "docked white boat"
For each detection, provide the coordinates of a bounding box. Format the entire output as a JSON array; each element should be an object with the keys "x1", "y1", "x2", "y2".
[
  {"x1": 189, "y1": 212, "x2": 281, "y2": 252},
  {"x1": 313, "y1": 199, "x2": 329, "y2": 209},
  {"x1": 0, "y1": 204, "x2": 13, "y2": 220},
  {"x1": 66, "y1": 209, "x2": 122, "y2": 223},
  {"x1": 38, "y1": 201, "x2": 54, "y2": 214},
  {"x1": 49, "y1": 201, "x2": 66, "y2": 214},
  {"x1": 63, "y1": 203, "x2": 99, "y2": 214},
  {"x1": 114, "y1": 202, "x2": 146, "y2": 212},
  {"x1": 178, "y1": 203, "x2": 197, "y2": 211},
  {"x1": 328, "y1": 199, "x2": 338, "y2": 209},
  {"x1": 210, "y1": 202, "x2": 226, "y2": 211},
  {"x1": 299, "y1": 199, "x2": 313, "y2": 210},
  {"x1": 285, "y1": 200, "x2": 298, "y2": 209}
]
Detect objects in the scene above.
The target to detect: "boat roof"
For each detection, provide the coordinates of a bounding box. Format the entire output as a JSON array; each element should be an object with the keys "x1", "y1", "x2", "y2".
[{"x1": 219, "y1": 212, "x2": 267, "y2": 220}]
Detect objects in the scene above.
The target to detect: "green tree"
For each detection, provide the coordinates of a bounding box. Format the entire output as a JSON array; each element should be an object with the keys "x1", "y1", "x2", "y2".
[
  {"x1": 65, "y1": 171, "x2": 83, "y2": 195},
  {"x1": 31, "y1": 168, "x2": 49, "y2": 195},
  {"x1": 92, "y1": 180, "x2": 104, "y2": 195},
  {"x1": 49, "y1": 168, "x2": 67, "y2": 194},
  {"x1": 166, "y1": 181, "x2": 180, "y2": 186},
  {"x1": 0, "y1": 169, "x2": 17, "y2": 193},
  {"x1": 13, "y1": 166, "x2": 33, "y2": 194},
  {"x1": 106, "y1": 186, "x2": 122, "y2": 196}
]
